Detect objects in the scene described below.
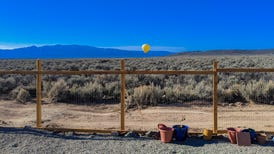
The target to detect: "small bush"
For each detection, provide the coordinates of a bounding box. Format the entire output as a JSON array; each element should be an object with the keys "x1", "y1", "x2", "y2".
[
  {"x1": 78, "y1": 81, "x2": 104, "y2": 102},
  {"x1": 16, "y1": 88, "x2": 30, "y2": 103},
  {"x1": 65, "y1": 81, "x2": 108, "y2": 104},
  {"x1": 47, "y1": 79, "x2": 68, "y2": 103},
  {"x1": 10, "y1": 87, "x2": 22, "y2": 99},
  {"x1": 195, "y1": 80, "x2": 212, "y2": 100},
  {"x1": 104, "y1": 82, "x2": 120, "y2": 99},
  {"x1": 241, "y1": 80, "x2": 274, "y2": 104},
  {"x1": 162, "y1": 86, "x2": 177, "y2": 103},
  {"x1": 0, "y1": 77, "x2": 17, "y2": 93},
  {"x1": 218, "y1": 84, "x2": 246, "y2": 103},
  {"x1": 126, "y1": 84, "x2": 163, "y2": 109}
]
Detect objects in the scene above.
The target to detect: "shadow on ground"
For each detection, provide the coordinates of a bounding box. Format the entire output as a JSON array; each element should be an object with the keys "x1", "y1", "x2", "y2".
[
  {"x1": 170, "y1": 138, "x2": 225, "y2": 147},
  {"x1": 0, "y1": 126, "x2": 149, "y2": 141},
  {"x1": 1, "y1": 126, "x2": 274, "y2": 147}
]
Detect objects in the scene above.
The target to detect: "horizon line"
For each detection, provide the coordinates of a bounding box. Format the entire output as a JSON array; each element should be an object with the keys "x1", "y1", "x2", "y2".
[
  {"x1": 0, "y1": 43, "x2": 186, "y2": 52},
  {"x1": 1, "y1": 43, "x2": 274, "y2": 52}
]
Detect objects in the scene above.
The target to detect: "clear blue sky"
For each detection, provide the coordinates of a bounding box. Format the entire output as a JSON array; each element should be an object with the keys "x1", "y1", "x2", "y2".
[{"x1": 0, "y1": 0, "x2": 274, "y2": 51}]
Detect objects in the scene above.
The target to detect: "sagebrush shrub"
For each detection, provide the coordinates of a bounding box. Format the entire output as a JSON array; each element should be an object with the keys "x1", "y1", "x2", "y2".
[
  {"x1": 126, "y1": 84, "x2": 162, "y2": 109},
  {"x1": 78, "y1": 81, "x2": 104, "y2": 102},
  {"x1": 219, "y1": 84, "x2": 246, "y2": 103},
  {"x1": 0, "y1": 77, "x2": 17, "y2": 93},
  {"x1": 3, "y1": 56, "x2": 274, "y2": 105},
  {"x1": 16, "y1": 88, "x2": 30, "y2": 103},
  {"x1": 64, "y1": 81, "x2": 107, "y2": 104},
  {"x1": 47, "y1": 79, "x2": 68, "y2": 103},
  {"x1": 241, "y1": 80, "x2": 274, "y2": 104},
  {"x1": 10, "y1": 86, "x2": 22, "y2": 99}
]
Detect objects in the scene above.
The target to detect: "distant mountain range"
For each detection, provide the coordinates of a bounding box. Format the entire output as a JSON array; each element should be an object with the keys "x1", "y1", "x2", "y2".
[
  {"x1": 1, "y1": 45, "x2": 274, "y2": 59},
  {"x1": 0, "y1": 45, "x2": 172, "y2": 59}
]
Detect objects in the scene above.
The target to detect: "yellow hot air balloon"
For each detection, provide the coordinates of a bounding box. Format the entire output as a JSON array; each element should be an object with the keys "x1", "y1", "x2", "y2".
[{"x1": 142, "y1": 44, "x2": 150, "y2": 53}]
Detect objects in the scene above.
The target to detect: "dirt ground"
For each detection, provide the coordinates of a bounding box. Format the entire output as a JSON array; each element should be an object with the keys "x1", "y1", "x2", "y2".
[{"x1": 0, "y1": 100, "x2": 274, "y2": 132}]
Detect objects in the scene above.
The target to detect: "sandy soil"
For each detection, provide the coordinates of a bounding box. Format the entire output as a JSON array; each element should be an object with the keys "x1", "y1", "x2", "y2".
[{"x1": 1, "y1": 100, "x2": 274, "y2": 132}]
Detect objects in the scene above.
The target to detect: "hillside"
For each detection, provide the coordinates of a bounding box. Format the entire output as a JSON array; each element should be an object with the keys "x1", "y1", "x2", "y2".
[
  {"x1": 2, "y1": 45, "x2": 274, "y2": 59},
  {"x1": 172, "y1": 49, "x2": 274, "y2": 56},
  {"x1": 0, "y1": 45, "x2": 172, "y2": 59}
]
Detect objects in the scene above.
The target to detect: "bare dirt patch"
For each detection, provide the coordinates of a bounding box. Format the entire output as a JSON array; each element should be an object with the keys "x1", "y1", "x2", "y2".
[{"x1": 1, "y1": 100, "x2": 274, "y2": 132}]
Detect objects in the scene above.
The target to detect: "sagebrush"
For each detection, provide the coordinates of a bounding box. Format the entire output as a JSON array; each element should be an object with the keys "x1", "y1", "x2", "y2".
[{"x1": 1, "y1": 56, "x2": 274, "y2": 108}]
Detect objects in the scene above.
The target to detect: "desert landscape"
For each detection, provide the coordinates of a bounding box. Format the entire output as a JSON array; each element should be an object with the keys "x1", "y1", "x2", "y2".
[
  {"x1": 1, "y1": 56, "x2": 274, "y2": 132},
  {"x1": 2, "y1": 1, "x2": 274, "y2": 153}
]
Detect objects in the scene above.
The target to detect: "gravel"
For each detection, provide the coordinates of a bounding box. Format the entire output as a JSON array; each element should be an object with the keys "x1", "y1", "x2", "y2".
[{"x1": 0, "y1": 127, "x2": 274, "y2": 154}]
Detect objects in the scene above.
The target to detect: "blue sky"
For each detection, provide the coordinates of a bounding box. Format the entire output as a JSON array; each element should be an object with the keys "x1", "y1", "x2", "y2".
[{"x1": 0, "y1": 0, "x2": 274, "y2": 52}]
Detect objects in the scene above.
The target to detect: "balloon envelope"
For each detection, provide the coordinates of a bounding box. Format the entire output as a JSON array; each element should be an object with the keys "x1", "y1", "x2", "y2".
[{"x1": 142, "y1": 44, "x2": 150, "y2": 53}]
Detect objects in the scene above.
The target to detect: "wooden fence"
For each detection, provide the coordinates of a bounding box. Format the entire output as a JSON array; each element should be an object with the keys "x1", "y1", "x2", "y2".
[{"x1": 1, "y1": 59, "x2": 274, "y2": 134}]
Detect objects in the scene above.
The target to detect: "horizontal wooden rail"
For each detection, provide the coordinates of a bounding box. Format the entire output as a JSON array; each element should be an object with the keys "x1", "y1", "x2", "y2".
[
  {"x1": 125, "y1": 70, "x2": 213, "y2": 75},
  {"x1": 218, "y1": 68, "x2": 274, "y2": 72},
  {"x1": 3, "y1": 68, "x2": 274, "y2": 75},
  {"x1": 0, "y1": 70, "x2": 37, "y2": 75},
  {"x1": 0, "y1": 70, "x2": 122, "y2": 75},
  {"x1": 0, "y1": 70, "x2": 214, "y2": 75},
  {"x1": 41, "y1": 70, "x2": 122, "y2": 75}
]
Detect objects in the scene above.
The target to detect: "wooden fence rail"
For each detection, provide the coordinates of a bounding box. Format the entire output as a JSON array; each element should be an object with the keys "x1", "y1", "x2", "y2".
[
  {"x1": 1, "y1": 59, "x2": 274, "y2": 134},
  {"x1": 0, "y1": 70, "x2": 214, "y2": 75}
]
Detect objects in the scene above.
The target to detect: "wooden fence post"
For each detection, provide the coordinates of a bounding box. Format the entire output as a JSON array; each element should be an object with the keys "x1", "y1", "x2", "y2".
[
  {"x1": 36, "y1": 60, "x2": 42, "y2": 128},
  {"x1": 213, "y1": 60, "x2": 218, "y2": 133},
  {"x1": 120, "y1": 60, "x2": 125, "y2": 131}
]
